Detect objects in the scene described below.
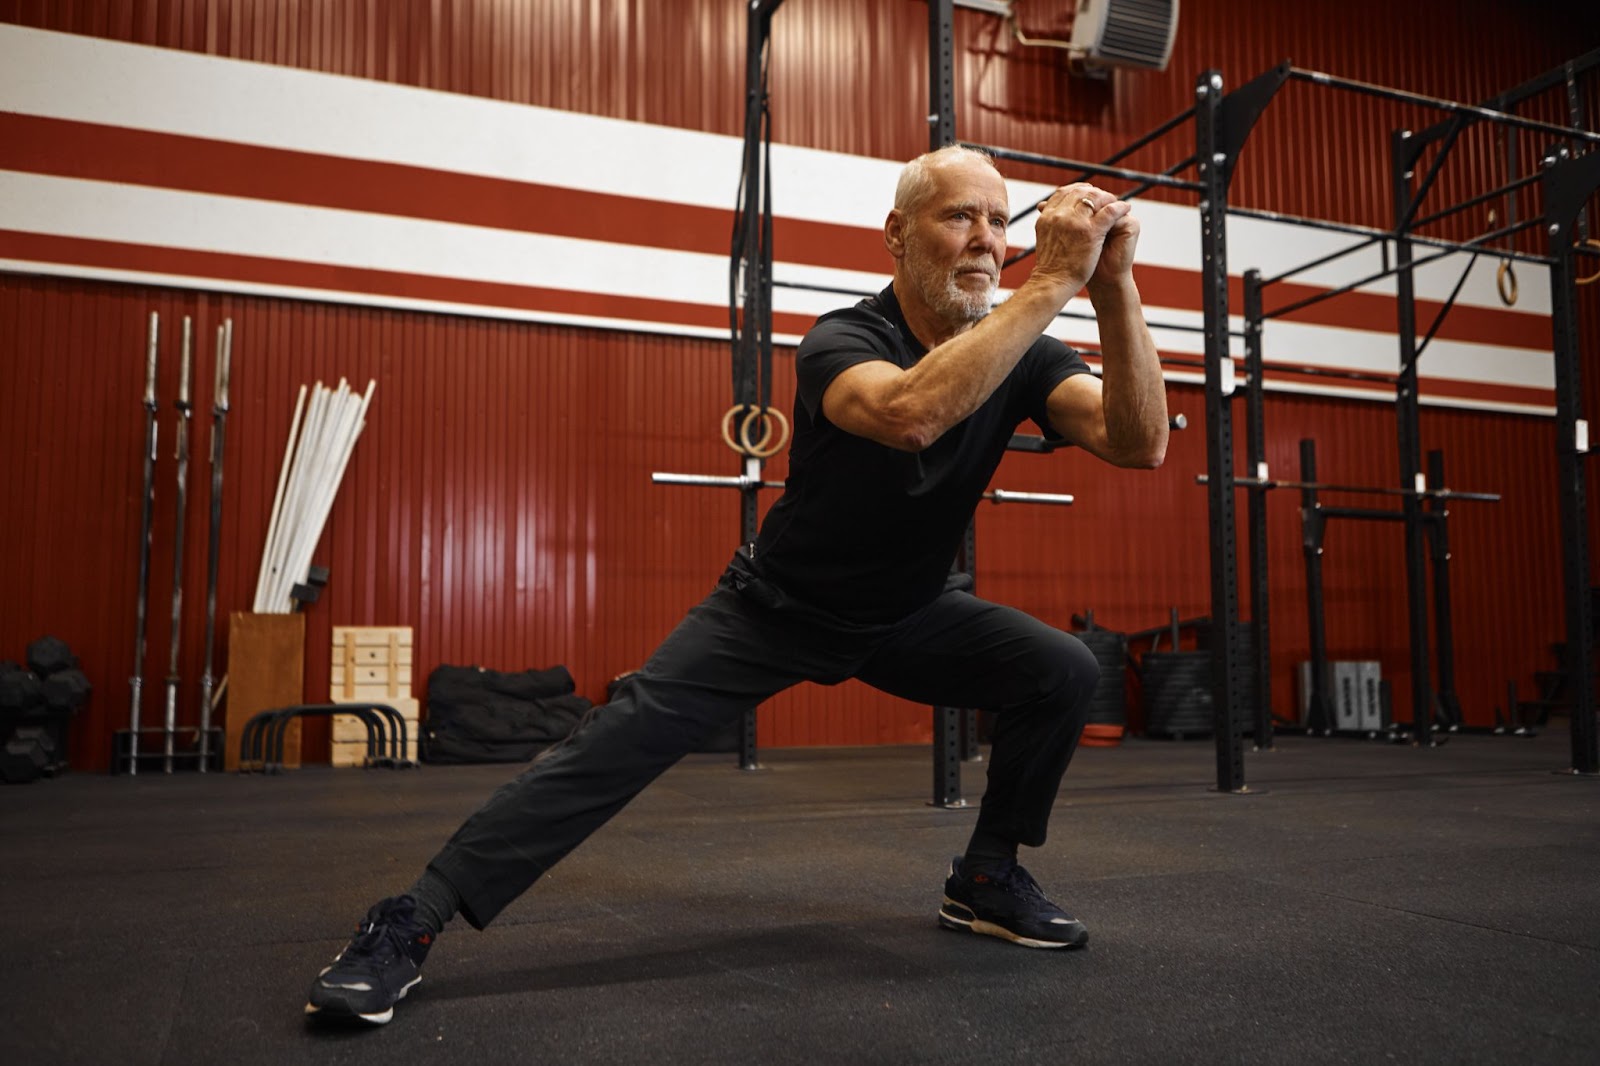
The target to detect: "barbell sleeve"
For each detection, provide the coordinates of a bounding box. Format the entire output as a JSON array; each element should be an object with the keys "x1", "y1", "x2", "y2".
[
  {"x1": 651, "y1": 472, "x2": 785, "y2": 490},
  {"x1": 985, "y1": 489, "x2": 1075, "y2": 506},
  {"x1": 1194, "y1": 474, "x2": 1499, "y2": 502}
]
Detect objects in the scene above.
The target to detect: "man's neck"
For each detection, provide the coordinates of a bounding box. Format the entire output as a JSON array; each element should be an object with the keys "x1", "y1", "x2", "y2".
[{"x1": 890, "y1": 278, "x2": 977, "y2": 353}]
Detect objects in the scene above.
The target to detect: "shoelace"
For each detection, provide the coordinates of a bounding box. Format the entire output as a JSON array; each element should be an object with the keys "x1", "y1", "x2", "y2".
[
  {"x1": 345, "y1": 910, "x2": 419, "y2": 965},
  {"x1": 985, "y1": 862, "x2": 1053, "y2": 906}
]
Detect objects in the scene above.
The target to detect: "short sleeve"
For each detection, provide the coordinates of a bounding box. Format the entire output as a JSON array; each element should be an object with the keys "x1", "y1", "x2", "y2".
[
  {"x1": 794, "y1": 312, "x2": 898, "y2": 420},
  {"x1": 1023, "y1": 336, "x2": 1092, "y2": 440}
]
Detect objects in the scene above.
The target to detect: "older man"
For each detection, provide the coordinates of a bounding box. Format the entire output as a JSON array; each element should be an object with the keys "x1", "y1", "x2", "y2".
[{"x1": 306, "y1": 145, "x2": 1167, "y2": 1025}]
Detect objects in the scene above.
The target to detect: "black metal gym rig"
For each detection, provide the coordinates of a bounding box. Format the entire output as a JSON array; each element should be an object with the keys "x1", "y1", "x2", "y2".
[{"x1": 690, "y1": 3, "x2": 1599, "y2": 801}]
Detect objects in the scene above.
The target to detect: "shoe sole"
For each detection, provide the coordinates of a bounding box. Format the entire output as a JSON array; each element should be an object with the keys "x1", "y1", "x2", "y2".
[
  {"x1": 938, "y1": 899, "x2": 1088, "y2": 950},
  {"x1": 304, "y1": 975, "x2": 421, "y2": 1025}
]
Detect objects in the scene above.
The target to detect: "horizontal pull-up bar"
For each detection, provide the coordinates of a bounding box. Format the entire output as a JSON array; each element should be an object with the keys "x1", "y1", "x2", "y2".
[
  {"x1": 773, "y1": 279, "x2": 873, "y2": 298},
  {"x1": 1289, "y1": 67, "x2": 1600, "y2": 144},
  {"x1": 1416, "y1": 47, "x2": 1600, "y2": 144},
  {"x1": 1253, "y1": 363, "x2": 1399, "y2": 385},
  {"x1": 1316, "y1": 506, "x2": 1419, "y2": 523},
  {"x1": 1004, "y1": 154, "x2": 1198, "y2": 269},
  {"x1": 1409, "y1": 170, "x2": 1544, "y2": 232},
  {"x1": 964, "y1": 143, "x2": 1204, "y2": 192},
  {"x1": 1116, "y1": 154, "x2": 1200, "y2": 204},
  {"x1": 1195, "y1": 474, "x2": 1501, "y2": 502},
  {"x1": 1258, "y1": 233, "x2": 1386, "y2": 289},
  {"x1": 1005, "y1": 107, "x2": 1198, "y2": 229},
  {"x1": 1262, "y1": 216, "x2": 1544, "y2": 320},
  {"x1": 772, "y1": 280, "x2": 1242, "y2": 339},
  {"x1": 1229, "y1": 205, "x2": 1556, "y2": 268}
]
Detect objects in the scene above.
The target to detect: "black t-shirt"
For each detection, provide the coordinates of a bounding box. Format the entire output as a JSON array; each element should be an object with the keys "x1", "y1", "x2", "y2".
[{"x1": 750, "y1": 284, "x2": 1090, "y2": 623}]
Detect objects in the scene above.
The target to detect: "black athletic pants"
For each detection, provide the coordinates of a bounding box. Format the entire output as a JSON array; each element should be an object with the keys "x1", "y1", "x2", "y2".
[{"x1": 429, "y1": 555, "x2": 1099, "y2": 929}]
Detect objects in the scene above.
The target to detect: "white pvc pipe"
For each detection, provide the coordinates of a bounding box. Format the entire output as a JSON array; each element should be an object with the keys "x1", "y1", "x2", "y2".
[
  {"x1": 265, "y1": 380, "x2": 337, "y2": 611},
  {"x1": 253, "y1": 384, "x2": 307, "y2": 611},
  {"x1": 272, "y1": 380, "x2": 374, "y2": 612}
]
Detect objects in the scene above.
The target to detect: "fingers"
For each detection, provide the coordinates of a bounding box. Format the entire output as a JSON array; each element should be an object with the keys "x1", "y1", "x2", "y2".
[{"x1": 1036, "y1": 183, "x2": 1130, "y2": 232}]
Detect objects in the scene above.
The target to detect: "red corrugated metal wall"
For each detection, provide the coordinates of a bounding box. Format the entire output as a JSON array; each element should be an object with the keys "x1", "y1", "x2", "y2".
[{"x1": 1, "y1": 0, "x2": 1596, "y2": 771}]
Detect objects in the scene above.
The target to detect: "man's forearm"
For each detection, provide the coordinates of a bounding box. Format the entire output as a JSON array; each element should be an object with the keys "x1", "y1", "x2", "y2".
[
  {"x1": 1089, "y1": 277, "x2": 1168, "y2": 466},
  {"x1": 894, "y1": 275, "x2": 1080, "y2": 440}
]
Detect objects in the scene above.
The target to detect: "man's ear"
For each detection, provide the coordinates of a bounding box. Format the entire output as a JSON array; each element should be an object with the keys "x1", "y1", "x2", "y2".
[{"x1": 884, "y1": 210, "x2": 906, "y2": 258}]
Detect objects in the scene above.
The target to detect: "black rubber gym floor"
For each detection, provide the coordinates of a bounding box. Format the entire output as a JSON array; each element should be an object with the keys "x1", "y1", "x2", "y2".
[{"x1": 4, "y1": 730, "x2": 1598, "y2": 1065}]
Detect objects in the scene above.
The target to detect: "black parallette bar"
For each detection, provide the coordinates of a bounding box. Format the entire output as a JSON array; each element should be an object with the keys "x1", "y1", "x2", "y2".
[
  {"x1": 965, "y1": 143, "x2": 1204, "y2": 191},
  {"x1": 1289, "y1": 67, "x2": 1600, "y2": 144}
]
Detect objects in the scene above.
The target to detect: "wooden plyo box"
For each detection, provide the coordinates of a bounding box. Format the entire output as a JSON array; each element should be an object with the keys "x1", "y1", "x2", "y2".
[
  {"x1": 225, "y1": 612, "x2": 306, "y2": 772},
  {"x1": 330, "y1": 625, "x2": 414, "y2": 700},
  {"x1": 329, "y1": 626, "x2": 419, "y2": 767}
]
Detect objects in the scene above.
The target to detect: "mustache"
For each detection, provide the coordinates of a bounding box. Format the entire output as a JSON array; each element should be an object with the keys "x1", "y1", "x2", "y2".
[{"x1": 953, "y1": 260, "x2": 999, "y2": 281}]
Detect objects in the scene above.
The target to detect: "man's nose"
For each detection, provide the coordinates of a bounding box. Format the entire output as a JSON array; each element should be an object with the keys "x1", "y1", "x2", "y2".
[{"x1": 968, "y1": 222, "x2": 1003, "y2": 259}]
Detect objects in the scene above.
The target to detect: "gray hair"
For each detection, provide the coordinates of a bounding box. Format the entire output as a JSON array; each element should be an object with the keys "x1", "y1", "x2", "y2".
[{"x1": 893, "y1": 145, "x2": 1000, "y2": 214}]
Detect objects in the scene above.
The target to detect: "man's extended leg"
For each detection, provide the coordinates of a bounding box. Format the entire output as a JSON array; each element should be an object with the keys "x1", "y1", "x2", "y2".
[
  {"x1": 427, "y1": 583, "x2": 820, "y2": 929},
  {"x1": 856, "y1": 588, "x2": 1098, "y2": 948},
  {"x1": 306, "y1": 575, "x2": 841, "y2": 1023}
]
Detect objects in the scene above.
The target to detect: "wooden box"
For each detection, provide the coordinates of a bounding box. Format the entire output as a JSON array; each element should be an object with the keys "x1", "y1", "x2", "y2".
[
  {"x1": 329, "y1": 626, "x2": 418, "y2": 767},
  {"x1": 225, "y1": 612, "x2": 306, "y2": 771},
  {"x1": 330, "y1": 695, "x2": 421, "y2": 766},
  {"x1": 330, "y1": 626, "x2": 414, "y2": 700}
]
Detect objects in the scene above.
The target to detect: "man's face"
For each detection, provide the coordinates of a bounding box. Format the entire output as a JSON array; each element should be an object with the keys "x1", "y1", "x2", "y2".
[{"x1": 899, "y1": 158, "x2": 1009, "y2": 326}]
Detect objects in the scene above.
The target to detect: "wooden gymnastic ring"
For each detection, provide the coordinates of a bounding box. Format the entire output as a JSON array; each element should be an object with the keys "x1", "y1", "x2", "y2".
[
  {"x1": 720, "y1": 404, "x2": 756, "y2": 454},
  {"x1": 1577, "y1": 238, "x2": 1600, "y2": 287},
  {"x1": 1496, "y1": 259, "x2": 1518, "y2": 305},
  {"x1": 739, "y1": 406, "x2": 790, "y2": 458}
]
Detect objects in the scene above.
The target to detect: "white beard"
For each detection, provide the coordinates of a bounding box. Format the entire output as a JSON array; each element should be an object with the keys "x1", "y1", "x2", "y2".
[{"x1": 905, "y1": 236, "x2": 997, "y2": 325}]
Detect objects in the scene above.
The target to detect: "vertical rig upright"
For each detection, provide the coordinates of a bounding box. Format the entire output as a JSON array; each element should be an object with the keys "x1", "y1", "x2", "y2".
[
  {"x1": 1195, "y1": 69, "x2": 1247, "y2": 793},
  {"x1": 926, "y1": 0, "x2": 970, "y2": 808},
  {"x1": 1241, "y1": 269, "x2": 1274, "y2": 750},
  {"x1": 1390, "y1": 128, "x2": 1438, "y2": 746},
  {"x1": 929, "y1": 0, "x2": 955, "y2": 150},
  {"x1": 1543, "y1": 146, "x2": 1600, "y2": 774},
  {"x1": 732, "y1": 0, "x2": 786, "y2": 771}
]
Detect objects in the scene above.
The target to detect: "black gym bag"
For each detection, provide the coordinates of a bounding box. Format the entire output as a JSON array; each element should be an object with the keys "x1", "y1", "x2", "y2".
[{"x1": 422, "y1": 664, "x2": 593, "y2": 764}]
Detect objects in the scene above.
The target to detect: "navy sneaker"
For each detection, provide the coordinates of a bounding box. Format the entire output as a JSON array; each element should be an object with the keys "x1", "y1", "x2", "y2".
[
  {"x1": 305, "y1": 896, "x2": 434, "y2": 1024},
  {"x1": 938, "y1": 856, "x2": 1089, "y2": 949}
]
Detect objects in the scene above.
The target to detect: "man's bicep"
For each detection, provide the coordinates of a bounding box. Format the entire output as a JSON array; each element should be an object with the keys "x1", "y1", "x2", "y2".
[
  {"x1": 820, "y1": 360, "x2": 916, "y2": 450},
  {"x1": 1045, "y1": 373, "x2": 1117, "y2": 462}
]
